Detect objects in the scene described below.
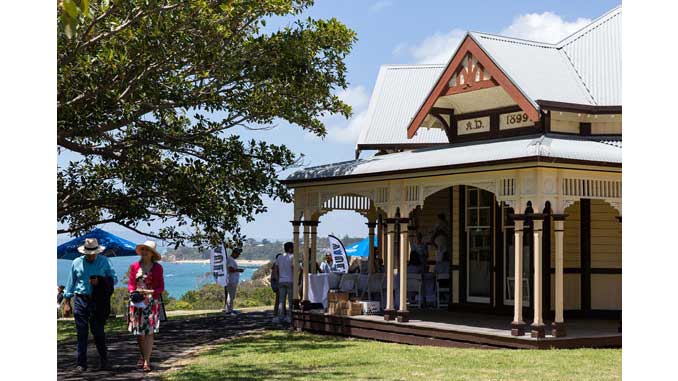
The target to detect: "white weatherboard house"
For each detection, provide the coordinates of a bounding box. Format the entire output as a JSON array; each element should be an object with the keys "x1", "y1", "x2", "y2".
[{"x1": 284, "y1": 6, "x2": 621, "y2": 347}]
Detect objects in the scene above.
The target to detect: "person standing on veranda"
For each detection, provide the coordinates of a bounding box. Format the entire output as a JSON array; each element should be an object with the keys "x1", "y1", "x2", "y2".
[
  {"x1": 127, "y1": 240, "x2": 165, "y2": 372},
  {"x1": 62, "y1": 238, "x2": 118, "y2": 373},
  {"x1": 274, "y1": 242, "x2": 295, "y2": 323},
  {"x1": 320, "y1": 253, "x2": 338, "y2": 273},
  {"x1": 412, "y1": 232, "x2": 429, "y2": 268},
  {"x1": 225, "y1": 248, "x2": 244, "y2": 315},
  {"x1": 429, "y1": 213, "x2": 451, "y2": 264}
]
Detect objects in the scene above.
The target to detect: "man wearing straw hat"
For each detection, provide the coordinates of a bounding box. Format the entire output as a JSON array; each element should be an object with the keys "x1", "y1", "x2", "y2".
[{"x1": 62, "y1": 238, "x2": 118, "y2": 373}]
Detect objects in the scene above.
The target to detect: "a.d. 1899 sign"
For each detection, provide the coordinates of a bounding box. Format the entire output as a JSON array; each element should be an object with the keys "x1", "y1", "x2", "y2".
[{"x1": 500, "y1": 111, "x2": 534, "y2": 130}]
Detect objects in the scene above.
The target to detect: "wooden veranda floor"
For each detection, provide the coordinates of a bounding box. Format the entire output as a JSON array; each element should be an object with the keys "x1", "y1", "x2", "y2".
[{"x1": 292, "y1": 309, "x2": 621, "y2": 349}]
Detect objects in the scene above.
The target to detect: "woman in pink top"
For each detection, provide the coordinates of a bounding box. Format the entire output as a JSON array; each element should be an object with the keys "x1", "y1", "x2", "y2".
[{"x1": 127, "y1": 240, "x2": 164, "y2": 372}]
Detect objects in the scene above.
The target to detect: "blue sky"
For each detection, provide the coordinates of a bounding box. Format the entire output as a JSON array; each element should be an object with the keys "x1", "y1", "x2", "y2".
[{"x1": 58, "y1": 0, "x2": 621, "y2": 244}]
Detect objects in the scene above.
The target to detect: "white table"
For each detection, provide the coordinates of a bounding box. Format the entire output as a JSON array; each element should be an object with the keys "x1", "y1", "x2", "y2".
[
  {"x1": 328, "y1": 272, "x2": 342, "y2": 289},
  {"x1": 308, "y1": 273, "x2": 330, "y2": 309}
]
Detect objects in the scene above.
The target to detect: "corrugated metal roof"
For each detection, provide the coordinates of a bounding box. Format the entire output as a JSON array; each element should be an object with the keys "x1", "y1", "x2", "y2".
[
  {"x1": 559, "y1": 6, "x2": 622, "y2": 105},
  {"x1": 470, "y1": 32, "x2": 595, "y2": 105},
  {"x1": 356, "y1": 6, "x2": 622, "y2": 147},
  {"x1": 356, "y1": 64, "x2": 449, "y2": 147},
  {"x1": 464, "y1": 7, "x2": 621, "y2": 107},
  {"x1": 288, "y1": 135, "x2": 621, "y2": 182}
]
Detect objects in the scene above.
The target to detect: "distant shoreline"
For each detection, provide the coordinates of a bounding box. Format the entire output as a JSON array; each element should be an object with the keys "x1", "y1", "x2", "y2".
[{"x1": 168, "y1": 259, "x2": 270, "y2": 266}]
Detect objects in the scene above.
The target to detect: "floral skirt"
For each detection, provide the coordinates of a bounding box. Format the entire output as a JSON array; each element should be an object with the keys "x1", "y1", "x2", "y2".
[{"x1": 128, "y1": 297, "x2": 160, "y2": 336}]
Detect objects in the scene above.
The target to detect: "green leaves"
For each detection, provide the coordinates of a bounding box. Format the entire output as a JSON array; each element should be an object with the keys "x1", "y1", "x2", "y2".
[
  {"x1": 60, "y1": 0, "x2": 91, "y2": 39},
  {"x1": 58, "y1": 0, "x2": 356, "y2": 247}
]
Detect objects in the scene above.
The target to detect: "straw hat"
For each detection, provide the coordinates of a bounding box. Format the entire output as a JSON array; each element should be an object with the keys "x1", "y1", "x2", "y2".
[
  {"x1": 135, "y1": 240, "x2": 161, "y2": 261},
  {"x1": 78, "y1": 238, "x2": 105, "y2": 255}
]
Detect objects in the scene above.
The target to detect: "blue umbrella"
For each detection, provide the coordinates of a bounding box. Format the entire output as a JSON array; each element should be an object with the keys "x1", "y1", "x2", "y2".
[
  {"x1": 344, "y1": 237, "x2": 378, "y2": 257},
  {"x1": 57, "y1": 228, "x2": 139, "y2": 260}
]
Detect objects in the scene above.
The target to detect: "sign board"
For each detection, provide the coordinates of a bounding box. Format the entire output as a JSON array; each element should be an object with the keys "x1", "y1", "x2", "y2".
[
  {"x1": 500, "y1": 111, "x2": 534, "y2": 130},
  {"x1": 327, "y1": 235, "x2": 349, "y2": 274},
  {"x1": 457, "y1": 116, "x2": 490, "y2": 135},
  {"x1": 210, "y1": 245, "x2": 229, "y2": 287}
]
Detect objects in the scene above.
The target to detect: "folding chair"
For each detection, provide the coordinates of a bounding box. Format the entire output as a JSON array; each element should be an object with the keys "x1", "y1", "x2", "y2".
[
  {"x1": 338, "y1": 273, "x2": 359, "y2": 298},
  {"x1": 407, "y1": 273, "x2": 423, "y2": 308},
  {"x1": 436, "y1": 273, "x2": 450, "y2": 309},
  {"x1": 362, "y1": 273, "x2": 385, "y2": 302}
]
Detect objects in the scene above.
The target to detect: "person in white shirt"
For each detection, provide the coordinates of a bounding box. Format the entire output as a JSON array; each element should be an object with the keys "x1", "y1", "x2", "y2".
[
  {"x1": 225, "y1": 248, "x2": 244, "y2": 315},
  {"x1": 319, "y1": 253, "x2": 336, "y2": 273},
  {"x1": 274, "y1": 242, "x2": 295, "y2": 323},
  {"x1": 430, "y1": 213, "x2": 450, "y2": 264}
]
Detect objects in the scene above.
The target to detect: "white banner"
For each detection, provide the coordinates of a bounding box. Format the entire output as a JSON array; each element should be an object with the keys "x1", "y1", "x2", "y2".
[
  {"x1": 210, "y1": 245, "x2": 228, "y2": 287},
  {"x1": 327, "y1": 235, "x2": 349, "y2": 274}
]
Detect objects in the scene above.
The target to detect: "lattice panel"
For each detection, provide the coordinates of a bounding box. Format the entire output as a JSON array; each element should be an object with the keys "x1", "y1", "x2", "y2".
[
  {"x1": 376, "y1": 187, "x2": 389, "y2": 203},
  {"x1": 562, "y1": 178, "x2": 621, "y2": 199},
  {"x1": 406, "y1": 185, "x2": 420, "y2": 202},
  {"x1": 322, "y1": 195, "x2": 371, "y2": 212},
  {"x1": 499, "y1": 178, "x2": 516, "y2": 197}
]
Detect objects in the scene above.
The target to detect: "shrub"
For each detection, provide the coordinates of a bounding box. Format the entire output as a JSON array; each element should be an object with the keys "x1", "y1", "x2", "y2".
[
  {"x1": 251, "y1": 261, "x2": 274, "y2": 281},
  {"x1": 171, "y1": 300, "x2": 194, "y2": 311},
  {"x1": 170, "y1": 279, "x2": 275, "y2": 311}
]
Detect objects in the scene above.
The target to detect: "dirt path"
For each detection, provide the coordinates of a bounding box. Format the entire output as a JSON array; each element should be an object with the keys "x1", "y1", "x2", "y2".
[{"x1": 57, "y1": 310, "x2": 281, "y2": 380}]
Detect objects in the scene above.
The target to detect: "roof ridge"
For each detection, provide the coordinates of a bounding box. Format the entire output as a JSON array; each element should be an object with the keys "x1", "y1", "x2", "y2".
[
  {"x1": 470, "y1": 31, "x2": 556, "y2": 48},
  {"x1": 558, "y1": 48, "x2": 597, "y2": 104},
  {"x1": 381, "y1": 63, "x2": 446, "y2": 69}
]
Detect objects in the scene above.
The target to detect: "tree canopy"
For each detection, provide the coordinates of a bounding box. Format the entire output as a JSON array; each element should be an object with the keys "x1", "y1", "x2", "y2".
[{"x1": 57, "y1": 0, "x2": 356, "y2": 247}]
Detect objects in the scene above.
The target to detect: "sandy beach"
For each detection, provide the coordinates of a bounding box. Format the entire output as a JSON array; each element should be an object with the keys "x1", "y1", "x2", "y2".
[{"x1": 170, "y1": 259, "x2": 270, "y2": 266}]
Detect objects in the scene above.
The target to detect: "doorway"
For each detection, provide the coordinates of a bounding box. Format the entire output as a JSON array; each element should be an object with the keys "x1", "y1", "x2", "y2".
[{"x1": 465, "y1": 187, "x2": 493, "y2": 303}]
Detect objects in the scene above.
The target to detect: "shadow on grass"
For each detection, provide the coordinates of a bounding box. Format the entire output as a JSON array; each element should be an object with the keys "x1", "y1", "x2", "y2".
[
  {"x1": 58, "y1": 311, "x2": 284, "y2": 381},
  {"x1": 166, "y1": 333, "x2": 385, "y2": 381},
  {"x1": 170, "y1": 362, "x2": 356, "y2": 381},
  {"x1": 216, "y1": 330, "x2": 359, "y2": 355}
]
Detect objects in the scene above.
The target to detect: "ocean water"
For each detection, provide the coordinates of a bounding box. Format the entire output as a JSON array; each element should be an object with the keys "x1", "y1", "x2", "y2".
[{"x1": 57, "y1": 257, "x2": 257, "y2": 299}]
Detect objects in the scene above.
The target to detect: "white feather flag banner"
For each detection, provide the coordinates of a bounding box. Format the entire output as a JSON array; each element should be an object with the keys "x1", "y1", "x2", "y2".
[
  {"x1": 210, "y1": 245, "x2": 228, "y2": 287},
  {"x1": 327, "y1": 235, "x2": 349, "y2": 274}
]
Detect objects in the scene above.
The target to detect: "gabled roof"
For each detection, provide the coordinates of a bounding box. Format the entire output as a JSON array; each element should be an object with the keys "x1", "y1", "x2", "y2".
[
  {"x1": 468, "y1": 32, "x2": 594, "y2": 106},
  {"x1": 358, "y1": 6, "x2": 621, "y2": 147},
  {"x1": 356, "y1": 64, "x2": 449, "y2": 149},
  {"x1": 287, "y1": 134, "x2": 621, "y2": 185}
]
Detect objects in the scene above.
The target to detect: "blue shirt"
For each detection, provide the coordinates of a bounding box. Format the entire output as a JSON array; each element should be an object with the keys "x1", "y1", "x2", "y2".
[{"x1": 63, "y1": 255, "x2": 118, "y2": 299}]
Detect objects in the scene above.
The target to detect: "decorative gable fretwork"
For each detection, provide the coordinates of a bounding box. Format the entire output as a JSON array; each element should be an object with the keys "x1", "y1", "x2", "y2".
[
  {"x1": 407, "y1": 35, "x2": 540, "y2": 139},
  {"x1": 447, "y1": 53, "x2": 497, "y2": 95}
]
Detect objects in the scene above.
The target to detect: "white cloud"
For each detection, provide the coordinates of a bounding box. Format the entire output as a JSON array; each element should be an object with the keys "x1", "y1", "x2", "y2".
[
  {"x1": 393, "y1": 29, "x2": 466, "y2": 64},
  {"x1": 337, "y1": 85, "x2": 369, "y2": 111},
  {"x1": 324, "y1": 85, "x2": 371, "y2": 144},
  {"x1": 393, "y1": 11, "x2": 592, "y2": 64},
  {"x1": 500, "y1": 12, "x2": 591, "y2": 43},
  {"x1": 369, "y1": 1, "x2": 393, "y2": 13}
]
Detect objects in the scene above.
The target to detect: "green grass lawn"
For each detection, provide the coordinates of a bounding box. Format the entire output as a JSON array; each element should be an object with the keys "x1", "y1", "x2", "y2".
[{"x1": 161, "y1": 330, "x2": 621, "y2": 381}]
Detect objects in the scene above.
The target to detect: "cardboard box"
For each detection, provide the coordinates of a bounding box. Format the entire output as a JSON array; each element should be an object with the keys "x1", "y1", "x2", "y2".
[
  {"x1": 328, "y1": 291, "x2": 349, "y2": 302},
  {"x1": 328, "y1": 300, "x2": 350, "y2": 315}
]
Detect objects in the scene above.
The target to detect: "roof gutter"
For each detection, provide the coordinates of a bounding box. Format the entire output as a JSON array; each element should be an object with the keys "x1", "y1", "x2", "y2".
[{"x1": 282, "y1": 155, "x2": 621, "y2": 187}]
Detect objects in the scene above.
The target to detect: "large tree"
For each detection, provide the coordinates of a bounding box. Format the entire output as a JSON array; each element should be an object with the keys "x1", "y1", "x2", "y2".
[{"x1": 58, "y1": 0, "x2": 356, "y2": 247}]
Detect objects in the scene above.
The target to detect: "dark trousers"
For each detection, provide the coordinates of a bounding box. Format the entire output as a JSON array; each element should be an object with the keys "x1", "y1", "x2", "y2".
[{"x1": 73, "y1": 295, "x2": 107, "y2": 367}]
